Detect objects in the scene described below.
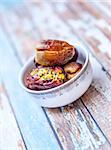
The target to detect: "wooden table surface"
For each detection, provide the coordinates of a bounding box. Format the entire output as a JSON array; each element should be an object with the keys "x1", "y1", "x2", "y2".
[{"x1": 1, "y1": 1, "x2": 111, "y2": 150}]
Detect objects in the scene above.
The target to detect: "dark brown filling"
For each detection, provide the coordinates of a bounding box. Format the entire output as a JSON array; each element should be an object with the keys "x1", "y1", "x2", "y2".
[{"x1": 25, "y1": 59, "x2": 82, "y2": 91}]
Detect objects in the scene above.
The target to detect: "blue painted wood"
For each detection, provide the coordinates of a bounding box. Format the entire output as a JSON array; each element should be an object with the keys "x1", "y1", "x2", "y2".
[
  {"x1": 0, "y1": 27, "x2": 61, "y2": 150},
  {"x1": 1, "y1": 0, "x2": 23, "y2": 6}
]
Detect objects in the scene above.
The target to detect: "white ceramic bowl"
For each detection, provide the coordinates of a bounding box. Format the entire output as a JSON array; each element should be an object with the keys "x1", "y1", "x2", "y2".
[{"x1": 19, "y1": 45, "x2": 92, "y2": 108}]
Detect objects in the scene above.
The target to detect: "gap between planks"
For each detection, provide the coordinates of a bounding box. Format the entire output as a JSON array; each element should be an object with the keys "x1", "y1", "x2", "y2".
[
  {"x1": 0, "y1": 25, "x2": 62, "y2": 150},
  {"x1": 0, "y1": 74, "x2": 26, "y2": 150},
  {"x1": 0, "y1": 2, "x2": 111, "y2": 149},
  {"x1": 48, "y1": 1, "x2": 111, "y2": 145},
  {"x1": 68, "y1": 0, "x2": 111, "y2": 75}
]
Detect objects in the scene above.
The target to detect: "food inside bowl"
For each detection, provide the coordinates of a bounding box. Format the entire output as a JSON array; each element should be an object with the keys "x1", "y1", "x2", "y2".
[
  {"x1": 24, "y1": 40, "x2": 83, "y2": 90},
  {"x1": 35, "y1": 39, "x2": 77, "y2": 66},
  {"x1": 25, "y1": 66, "x2": 66, "y2": 90}
]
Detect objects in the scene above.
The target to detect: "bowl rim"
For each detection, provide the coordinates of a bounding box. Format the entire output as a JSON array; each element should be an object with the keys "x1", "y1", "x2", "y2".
[{"x1": 19, "y1": 45, "x2": 89, "y2": 94}]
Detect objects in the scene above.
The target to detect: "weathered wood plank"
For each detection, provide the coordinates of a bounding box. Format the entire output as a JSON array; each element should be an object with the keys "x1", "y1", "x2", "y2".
[
  {"x1": 47, "y1": 101, "x2": 110, "y2": 150},
  {"x1": 3, "y1": 1, "x2": 111, "y2": 146},
  {"x1": 0, "y1": 26, "x2": 61, "y2": 150},
  {"x1": 47, "y1": 1, "x2": 111, "y2": 143},
  {"x1": 0, "y1": 3, "x2": 111, "y2": 149},
  {"x1": 92, "y1": 0, "x2": 111, "y2": 19},
  {"x1": 0, "y1": 76, "x2": 26, "y2": 150},
  {"x1": 67, "y1": 0, "x2": 111, "y2": 75}
]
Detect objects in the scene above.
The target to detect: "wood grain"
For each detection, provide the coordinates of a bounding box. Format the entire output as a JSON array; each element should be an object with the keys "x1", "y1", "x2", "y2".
[
  {"x1": 0, "y1": 76, "x2": 26, "y2": 150},
  {"x1": 0, "y1": 26, "x2": 61, "y2": 150},
  {"x1": 49, "y1": 1, "x2": 111, "y2": 143},
  {"x1": 0, "y1": 2, "x2": 111, "y2": 149},
  {"x1": 68, "y1": 1, "x2": 111, "y2": 75}
]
